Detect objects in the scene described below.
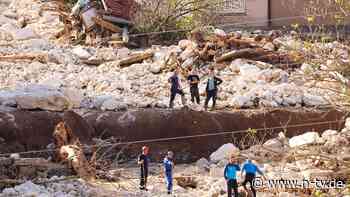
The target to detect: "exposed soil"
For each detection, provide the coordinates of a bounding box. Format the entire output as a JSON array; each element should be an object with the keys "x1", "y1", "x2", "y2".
[{"x1": 0, "y1": 108, "x2": 346, "y2": 162}]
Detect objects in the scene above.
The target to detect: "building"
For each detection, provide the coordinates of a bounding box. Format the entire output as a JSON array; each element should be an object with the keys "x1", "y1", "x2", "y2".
[{"x1": 216, "y1": 0, "x2": 349, "y2": 28}]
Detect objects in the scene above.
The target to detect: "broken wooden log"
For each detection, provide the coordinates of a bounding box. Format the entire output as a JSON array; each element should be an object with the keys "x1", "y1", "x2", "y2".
[
  {"x1": 215, "y1": 48, "x2": 303, "y2": 67},
  {"x1": 226, "y1": 37, "x2": 259, "y2": 49},
  {"x1": 0, "y1": 53, "x2": 48, "y2": 63},
  {"x1": 215, "y1": 48, "x2": 269, "y2": 63},
  {"x1": 118, "y1": 51, "x2": 154, "y2": 67}
]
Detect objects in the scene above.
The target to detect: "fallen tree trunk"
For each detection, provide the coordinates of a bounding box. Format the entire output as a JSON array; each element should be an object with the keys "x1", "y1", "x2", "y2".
[
  {"x1": 215, "y1": 48, "x2": 303, "y2": 67},
  {"x1": 215, "y1": 48, "x2": 269, "y2": 63},
  {"x1": 226, "y1": 38, "x2": 259, "y2": 49},
  {"x1": 118, "y1": 51, "x2": 154, "y2": 67},
  {"x1": 0, "y1": 53, "x2": 48, "y2": 63}
]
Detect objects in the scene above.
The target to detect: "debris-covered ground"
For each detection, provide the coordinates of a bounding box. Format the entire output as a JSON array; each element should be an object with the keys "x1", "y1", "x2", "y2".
[
  {"x1": 1, "y1": 0, "x2": 350, "y2": 196},
  {"x1": 0, "y1": 0, "x2": 348, "y2": 112},
  {"x1": 1, "y1": 118, "x2": 350, "y2": 196}
]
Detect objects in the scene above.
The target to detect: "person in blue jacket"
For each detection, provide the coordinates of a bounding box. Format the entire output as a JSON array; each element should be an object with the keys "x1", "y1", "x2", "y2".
[
  {"x1": 163, "y1": 151, "x2": 174, "y2": 194},
  {"x1": 224, "y1": 155, "x2": 240, "y2": 197},
  {"x1": 241, "y1": 159, "x2": 264, "y2": 197}
]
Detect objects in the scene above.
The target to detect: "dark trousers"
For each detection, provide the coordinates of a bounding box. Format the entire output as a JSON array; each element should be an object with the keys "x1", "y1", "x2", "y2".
[
  {"x1": 140, "y1": 169, "x2": 148, "y2": 189},
  {"x1": 243, "y1": 173, "x2": 256, "y2": 197},
  {"x1": 227, "y1": 179, "x2": 239, "y2": 197},
  {"x1": 190, "y1": 86, "x2": 200, "y2": 104},
  {"x1": 169, "y1": 89, "x2": 185, "y2": 108},
  {"x1": 204, "y1": 90, "x2": 217, "y2": 110}
]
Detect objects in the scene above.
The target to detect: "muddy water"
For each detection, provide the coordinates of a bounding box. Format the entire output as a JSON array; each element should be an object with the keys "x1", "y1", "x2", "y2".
[{"x1": 0, "y1": 108, "x2": 346, "y2": 162}]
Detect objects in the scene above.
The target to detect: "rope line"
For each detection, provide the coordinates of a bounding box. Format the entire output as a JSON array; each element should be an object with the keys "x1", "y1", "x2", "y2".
[
  {"x1": 129, "y1": 11, "x2": 344, "y2": 37},
  {"x1": 0, "y1": 119, "x2": 343, "y2": 157}
]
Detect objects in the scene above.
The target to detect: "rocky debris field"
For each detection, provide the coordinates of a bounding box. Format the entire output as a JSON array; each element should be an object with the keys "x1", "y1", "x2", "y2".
[
  {"x1": 1, "y1": 117, "x2": 350, "y2": 197},
  {"x1": 0, "y1": 0, "x2": 348, "y2": 112}
]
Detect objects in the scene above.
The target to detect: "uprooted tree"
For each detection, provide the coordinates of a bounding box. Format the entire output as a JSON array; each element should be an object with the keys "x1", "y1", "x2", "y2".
[
  {"x1": 133, "y1": 0, "x2": 221, "y2": 40},
  {"x1": 53, "y1": 121, "x2": 96, "y2": 181}
]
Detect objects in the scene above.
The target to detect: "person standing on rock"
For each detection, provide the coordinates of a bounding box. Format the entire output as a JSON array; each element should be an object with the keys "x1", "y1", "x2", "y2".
[
  {"x1": 163, "y1": 151, "x2": 174, "y2": 194},
  {"x1": 168, "y1": 69, "x2": 186, "y2": 108},
  {"x1": 138, "y1": 146, "x2": 150, "y2": 191},
  {"x1": 187, "y1": 67, "x2": 200, "y2": 104},
  {"x1": 224, "y1": 154, "x2": 241, "y2": 197},
  {"x1": 204, "y1": 67, "x2": 223, "y2": 111},
  {"x1": 241, "y1": 159, "x2": 264, "y2": 197}
]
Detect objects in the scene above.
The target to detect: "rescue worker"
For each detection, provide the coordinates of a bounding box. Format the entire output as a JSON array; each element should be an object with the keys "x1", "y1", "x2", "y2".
[
  {"x1": 163, "y1": 151, "x2": 174, "y2": 194},
  {"x1": 241, "y1": 159, "x2": 265, "y2": 197},
  {"x1": 187, "y1": 67, "x2": 200, "y2": 104},
  {"x1": 224, "y1": 155, "x2": 240, "y2": 197},
  {"x1": 168, "y1": 69, "x2": 186, "y2": 108},
  {"x1": 138, "y1": 146, "x2": 150, "y2": 191},
  {"x1": 204, "y1": 67, "x2": 223, "y2": 111}
]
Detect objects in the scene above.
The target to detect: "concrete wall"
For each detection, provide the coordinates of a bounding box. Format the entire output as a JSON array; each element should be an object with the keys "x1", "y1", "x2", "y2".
[{"x1": 217, "y1": 0, "x2": 268, "y2": 27}]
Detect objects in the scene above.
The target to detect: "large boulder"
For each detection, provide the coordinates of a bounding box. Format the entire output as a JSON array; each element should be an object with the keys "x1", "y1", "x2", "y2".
[
  {"x1": 289, "y1": 132, "x2": 321, "y2": 148},
  {"x1": 303, "y1": 93, "x2": 328, "y2": 106},
  {"x1": 321, "y1": 129, "x2": 338, "y2": 139},
  {"x1": 15, "y1": 91, "x2": 70, "y2": 111},
  {"x1": 72, "y1": 46, "x2": 91, "y2": 59},
  {"x1": 196, "y1": 158, "x2": 210, "y2": 171},
  {"x1": 263, "y1": 138, "x2": 283, "y2": 153},
  {"x1": 148, "y1": 63, "x2": 162, "y2": 74},
  {"x1": 101, "y1": 98, "x2": 128, "y2": 111},
  {"x1": 61, "y1": 88, "x2": 84, "y2": 108},
  {"x1": 210, "y1": 143, "x2": 239, "y2": 163}
]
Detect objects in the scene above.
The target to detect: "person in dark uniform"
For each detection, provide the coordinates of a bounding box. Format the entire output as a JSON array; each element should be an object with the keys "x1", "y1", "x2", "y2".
[
  {"x1": 187, "y1": 67, "x2": 200, "y2": 104},
  {"x1": 168, "y1": 69, "x2": 186, "y2": 108},
  {"x1": 204, "y1": 67, "x2": 223, "y2": 111},
  {"x1": 138, "y1": 146, "x2": 150, "y2": 191},
  {"x1": 241, "y1": 159, "x2": 265, "y2": 197}
]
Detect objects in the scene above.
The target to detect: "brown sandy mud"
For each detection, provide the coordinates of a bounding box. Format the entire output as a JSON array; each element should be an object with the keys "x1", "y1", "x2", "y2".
[{"x1": 0, "y1": 108, "x2": 345, "y2": 162}]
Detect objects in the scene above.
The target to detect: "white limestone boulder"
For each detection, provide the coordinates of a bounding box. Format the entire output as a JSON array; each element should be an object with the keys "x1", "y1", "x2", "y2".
[
  {"x1": 303, "y1": 93, "x2": 328, "y2": 106},
  {"x1": 72, "y1": 46, "x2": 91, "y2": 59},
  {"x1": 210, "y1": 143, "x2": 240, "y2": 163},
  {"x1": 289, "y1": 132, "x2": 322, "y2": 148}
]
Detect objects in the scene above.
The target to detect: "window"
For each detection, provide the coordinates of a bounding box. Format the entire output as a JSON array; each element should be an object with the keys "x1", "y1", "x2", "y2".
[{"x1": 217, "y1": 0, "x2": 246, "y2": 14}]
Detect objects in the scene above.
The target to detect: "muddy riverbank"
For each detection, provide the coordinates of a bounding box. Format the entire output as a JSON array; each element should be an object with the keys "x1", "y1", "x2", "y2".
[{"x1": 0, "y1": 108, "x2": 346, "y2": 162}]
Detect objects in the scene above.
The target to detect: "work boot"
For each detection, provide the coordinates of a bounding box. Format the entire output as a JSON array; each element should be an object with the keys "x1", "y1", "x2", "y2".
[
  {"x1": 181, "y1": 95, "x2": 186, "y2": 106},
  {"x1": 169, "y1": 101, "x2": 174, "y2": 109}
]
